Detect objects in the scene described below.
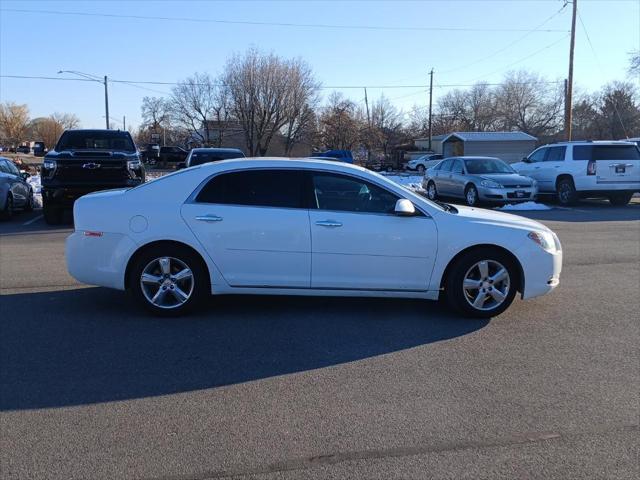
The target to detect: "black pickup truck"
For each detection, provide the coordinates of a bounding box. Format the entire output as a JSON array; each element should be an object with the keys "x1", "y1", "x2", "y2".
[{"x1": 41, "y1": 129, "x2": 145, "y2": 224}]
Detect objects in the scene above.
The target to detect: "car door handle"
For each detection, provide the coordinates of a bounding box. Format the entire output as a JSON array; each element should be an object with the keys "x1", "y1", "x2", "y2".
[
  {"x1": 195, "y1": 215, "x2": 223, "y2": 222},
  {"x1": 315, "y1": 220, "x2": 342, "y2": 227}
]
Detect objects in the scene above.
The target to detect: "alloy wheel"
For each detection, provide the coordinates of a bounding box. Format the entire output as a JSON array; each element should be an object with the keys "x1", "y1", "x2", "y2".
[
  {"x1": 462, "y1": 259, "x2": 510, "y2": 312},
  {"x1": 427, "y1": 183, "x2": 437, "y2": 200},
  {"x1": 140, "y1": 257, "x2": 194, "y2": 309},
  {"x1": 466, "y1": 187, "x2": 477, "y2": 206}
]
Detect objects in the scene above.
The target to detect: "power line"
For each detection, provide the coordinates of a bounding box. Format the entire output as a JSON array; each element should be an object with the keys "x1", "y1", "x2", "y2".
[
  {"x1": 0, "y1": 74, "x2": 563, "y2": 90},
  {"x1": 0, "y1": 8, "x2": 569, "y2": 33},
  {"x1": 438, "y1": 4, "x2": 569, "y2": 76}
]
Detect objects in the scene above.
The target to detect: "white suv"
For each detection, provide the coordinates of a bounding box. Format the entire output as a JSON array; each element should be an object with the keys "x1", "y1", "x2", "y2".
[
  {"x1": 406, "y1": 154, "x2": 443, "y2": 174},
  {"x1": 512, "y1": 141, "x2": 640, "y2": 206}
]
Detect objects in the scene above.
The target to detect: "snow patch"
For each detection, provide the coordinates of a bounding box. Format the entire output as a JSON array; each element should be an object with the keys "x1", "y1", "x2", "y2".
[
  {"x1": 497, "y1": 201, "x2": 552, "y2": 211},
  {"x1": 383, "y1": 174, "x2": 426, "y2": 193}
]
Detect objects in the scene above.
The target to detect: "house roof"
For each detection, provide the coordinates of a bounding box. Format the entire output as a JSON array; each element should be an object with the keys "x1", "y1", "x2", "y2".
[
  {"x1": 443, "y1": 131, "x2": 537, "y2": 142},
  {"x1": 415, "y1": 134, "x2": 447, "y2": 142}
]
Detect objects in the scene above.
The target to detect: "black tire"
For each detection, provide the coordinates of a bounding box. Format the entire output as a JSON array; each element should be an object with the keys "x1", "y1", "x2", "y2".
[
  {"x1": 0, "y1": 194, "x2": 14, "y2": 220},
  {"x1": 465, "y1": 184, "x2": 479, "y2": 207},
  {"x1": 386, "y1": 165, "x2": 393, "y2": 172},
  {"x1": 608, "y1": 192, "x2": 633, "y2": 206},
  {"x1": 445, "y1": 248, "x2": 518, "y2": 318},
  {"x1": 43, "y1": 204, "x2": 63, "y2": 225},
  {"x1": 426, "y1": 181, "x2": 438, "y2": 201},
  {"x1": 128, "y1": 244, "x2": 209, "y2": 316},
  {"x1": 556, "y1": 177, "x2": 578, "y2": 206},
  {"x1": 417, "y1": 165, "x2": 426, "y2": 174},
  {"x1": 24, "y1": 189, "x2": 34, "y2": 212}
]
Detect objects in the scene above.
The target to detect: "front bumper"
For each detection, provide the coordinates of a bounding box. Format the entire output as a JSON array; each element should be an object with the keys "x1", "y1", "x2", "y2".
[
  {"x1": 515, "y1": 243, "x2": 562, "y2": 300},
  {"x1": 42, "y1": 181, "x2": 142, "y2": 207},
  {"x1": 478, "y1": 186, "x2": 538, "y2": 202}
]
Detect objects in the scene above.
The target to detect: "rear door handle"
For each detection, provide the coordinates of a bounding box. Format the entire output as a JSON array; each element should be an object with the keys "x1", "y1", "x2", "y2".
[
  {"x1": 315, "y1": 220, "x2": 342, "y2": 228},
  {"x1": 196, "y1": 215, "x2": 223, "y2": 222}
]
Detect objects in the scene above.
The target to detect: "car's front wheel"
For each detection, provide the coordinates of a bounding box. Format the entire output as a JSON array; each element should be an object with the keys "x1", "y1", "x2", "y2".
[
  {"x1": 0, "y1": 193, "x2": 13, "y2": 220},
  {"x1": 465, "y1": 184, "x2": 479, "y2": 207},
  {"x1": 129, "y1": 245, "x2": 209, "y2": 316},
  {"x1": 426, "y1": 181, "x2": 438, "y2": 201},
  {"x1": 445, "y1": 249, "x2": 518, "y2": 318},
  {"x1": 608, "y1": 192, "x2": 633, "y2": 206}
]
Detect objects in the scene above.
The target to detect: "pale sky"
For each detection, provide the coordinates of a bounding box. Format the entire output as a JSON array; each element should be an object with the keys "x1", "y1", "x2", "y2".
[{"x1": 1, "y1": 0, "x2": 638, "y2": 130}]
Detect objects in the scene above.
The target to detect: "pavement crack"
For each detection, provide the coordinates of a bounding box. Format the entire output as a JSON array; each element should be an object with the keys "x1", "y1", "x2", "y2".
[{"x1": 139, "y1": 424, "x2": 638, "y2": 480}]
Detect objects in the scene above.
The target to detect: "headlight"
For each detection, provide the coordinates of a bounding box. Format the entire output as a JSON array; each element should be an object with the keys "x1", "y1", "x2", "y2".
[
  {"x1": 127, "y1": 159, "x2": 142, "y2": 170},
  {"x1": 480, "y1": 180, "x2": 502, "y2": 188},
  {"x1": 528, "y1": 231, "x2": 560, "y2": 253},
  {"x1": 42, "y1": 159, "x2": 57, "y2": 178}
]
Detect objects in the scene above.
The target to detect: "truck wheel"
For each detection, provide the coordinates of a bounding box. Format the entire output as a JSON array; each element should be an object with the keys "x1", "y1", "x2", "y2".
[
  {"x1": 608, "y1": 192, "x2": 633, "y2": 206},
  {"x1": 556, "y1": 178, "x2": 578, "y2": 206},
  {"x1": 43, "y1": 204, "x2": 63, "y2": 225}
]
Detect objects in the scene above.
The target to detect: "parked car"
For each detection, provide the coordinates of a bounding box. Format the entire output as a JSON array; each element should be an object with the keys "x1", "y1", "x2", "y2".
[
  {"x1": 140, "y1": 143, "x2": 161, "y2": 164},
  {"x1": 66, "y1": 158, "x2": 562, "y2": 318},
  {"x1": 41, "y1": 129, "x2": 145, "y2": 224},
  {"x1": 185, "y1": 148, "x2": 245, "y2": 168},
  {"x1": 159, "y1": 146, "x2": 189, "y2": 167},
  {"x1": 512, "y1": 140, "x2": 640, "y2": 206},
  {"x1": 313, "y1": 150, "x2": 354, "y2": 163},
  {"x1": 423, "y1": 156, "x2": 538, "y2": 207},
  {"x1": 0, "y1": 157, "x2": 35, "y2": 219},
  {"x1": 406, "y1": 154, "x2": 444, "y2": 174},
  {"x1": 33, "y1": 142, "x2": 46, "y2": 157},
  {"x1": 16, "y1": 145, "x2": 31, "y2": 154}
]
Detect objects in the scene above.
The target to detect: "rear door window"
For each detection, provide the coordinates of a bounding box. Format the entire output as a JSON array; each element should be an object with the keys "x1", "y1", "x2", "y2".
[{"x1": 196, "y1": 169, "x2": 304, "y2": 208}]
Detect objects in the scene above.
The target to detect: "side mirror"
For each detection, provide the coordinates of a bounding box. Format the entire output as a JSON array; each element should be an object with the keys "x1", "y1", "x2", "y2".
[
  {"x1": 522, "y1": 157, "x2": 530, "y2": 163},
  {"x1": 394, "y1": 199, "x2": 415, "y2": 216}
]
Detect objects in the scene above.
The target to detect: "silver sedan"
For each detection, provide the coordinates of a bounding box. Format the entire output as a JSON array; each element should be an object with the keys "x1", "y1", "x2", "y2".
[{"x1": 422, "y1": 156, "x2": 538, "y2": 207}]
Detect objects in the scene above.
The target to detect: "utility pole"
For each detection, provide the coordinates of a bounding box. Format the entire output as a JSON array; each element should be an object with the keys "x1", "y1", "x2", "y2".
[
  {"x1": 104, "y1": 75, "x2": 110, "y2": 129},
  {"x1": 564, "y1": 0, "x2": 577, "y2": 141},
  {"x1": 428, "y1": 68, "x2": 434, "y2": 152},
  {"x1": 123, "y1": 116, "x2": 126, "y2": 130},
  {"x1": 364, "y1": 87, "x2": 371, "y2": 162}
]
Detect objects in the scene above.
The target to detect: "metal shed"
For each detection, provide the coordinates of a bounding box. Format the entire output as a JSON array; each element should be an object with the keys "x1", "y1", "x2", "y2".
[{"x1": 441, "y1": 132, "x2": 537, "y2": 163}]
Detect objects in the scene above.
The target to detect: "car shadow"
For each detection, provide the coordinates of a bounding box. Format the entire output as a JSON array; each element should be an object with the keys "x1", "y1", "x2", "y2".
[
  {"x1": 515, "y1": 199, "x2": 640, "y2": 223},
  {"x1": 0, "y1": 287, "x2": 487, "y2": 411}
]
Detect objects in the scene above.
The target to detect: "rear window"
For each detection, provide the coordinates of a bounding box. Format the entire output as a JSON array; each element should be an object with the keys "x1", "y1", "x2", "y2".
[
  {"x1": 189, "y1": 151, "x2": 244, "y2": 167},
  {"x1": 56, "y1": 131, "x2": 135, "y2": 152},
  {"x1": 196, "y1": 169, "x2": 304, "y2": 208},
  {"x1": 574, "y1": 145, "x2": 640, "y2": 161}
]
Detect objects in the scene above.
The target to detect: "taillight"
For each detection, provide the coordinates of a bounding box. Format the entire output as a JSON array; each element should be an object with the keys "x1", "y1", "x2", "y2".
[{"x1": 587, "y1": 159, "x2": 597, "y2": 176}]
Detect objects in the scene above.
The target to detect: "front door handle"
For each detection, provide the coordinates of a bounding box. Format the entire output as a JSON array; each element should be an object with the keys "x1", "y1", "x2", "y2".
[
  {"x1": 196, "y1": 215, "x2": 223, "y2": 222},
  {"x1": 315, "y1": 220, "x2": 342, "y2": 228}
]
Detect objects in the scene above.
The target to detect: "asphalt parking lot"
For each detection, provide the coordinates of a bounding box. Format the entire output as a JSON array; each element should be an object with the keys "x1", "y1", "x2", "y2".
[{"x1": 1, "y1": 200, "x2": 639, "y2": 479}]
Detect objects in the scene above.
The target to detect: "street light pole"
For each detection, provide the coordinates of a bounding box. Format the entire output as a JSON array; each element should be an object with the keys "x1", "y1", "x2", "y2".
[
  {"x1": 104, "y1": 76, "x2": 110, "y2": 129},
  {"x1": 58, "y1": 70, "x2": 110, "y2": 129}
]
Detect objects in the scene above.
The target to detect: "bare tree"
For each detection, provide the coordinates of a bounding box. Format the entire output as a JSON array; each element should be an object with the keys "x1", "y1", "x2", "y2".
[
  {"x1": 629, "y1": 50, "x2": 640, "y2": 76},
  {"x1": 368, "y1": 94, "x2": 405, "y2": 155},
  {"x1": 0, "y1": 102, "x2": 30, "y2": 145},
  {"x1": 593, "y1": 81, "x2": 640, "y2": 139},
  {"x1": 318, "y1": 92, "x2": 362, "y2": 150},
  {"x1": 224, "y1": 48, "x2": 320, "y2": 156},
  {"x1": 30, "y1": 112, "x2": 80, "y2": 147},
  {"x1": 493, "y1": 70, "x2": 563, "y2": 136},
  {"x1": 170, "y1": 73, "x2": 225, "y2": 146},
  {"x1": 141, "y1": 96, "x2": 170, "y2": 130}
]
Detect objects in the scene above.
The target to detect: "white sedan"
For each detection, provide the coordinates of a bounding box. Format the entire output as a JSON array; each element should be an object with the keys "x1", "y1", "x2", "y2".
[{"x1": 66, "y1": 158, "x2": 562, "y2": 318}]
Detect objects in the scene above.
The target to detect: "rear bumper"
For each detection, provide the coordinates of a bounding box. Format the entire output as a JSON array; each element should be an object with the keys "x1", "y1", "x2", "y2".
[{"x1": 66, "y1": 231, "x2": 137, "y2": 290}]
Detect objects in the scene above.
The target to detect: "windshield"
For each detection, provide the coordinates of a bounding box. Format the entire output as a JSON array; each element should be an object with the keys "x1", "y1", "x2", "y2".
[
  {"x1": 189, "y1": 151, "x2": 244, "y2": 166},
  {"x1": 56, "y1": 131, "x2": 135, "y2": 152},
  {"x1": 464, "y1": 158, "x2": 514, "y2": 174}
]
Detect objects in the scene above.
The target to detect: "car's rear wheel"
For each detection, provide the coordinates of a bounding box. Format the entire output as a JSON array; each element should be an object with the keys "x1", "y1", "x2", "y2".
[
  {"x1": 608, "y1": 192, "x2": 633, "y2": 206},
  {"x1": 556, "y1": 177, "x2": 578, "y2": 206},
  {"x1": 0, "y1": 194, "x2": 14, "y2": 220},
  {"x1": 427, "y1": 181, "x2": 438, "y2": 201},
  {"x1": 129, "y1": 245, "x2": 208, "y2": 316},
  {"x1": 465, "y1": 184, "x2": 479, "y2": 207},
  {"x1": 445, "y1": 249, "x2": 518, "y2": 318}
]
